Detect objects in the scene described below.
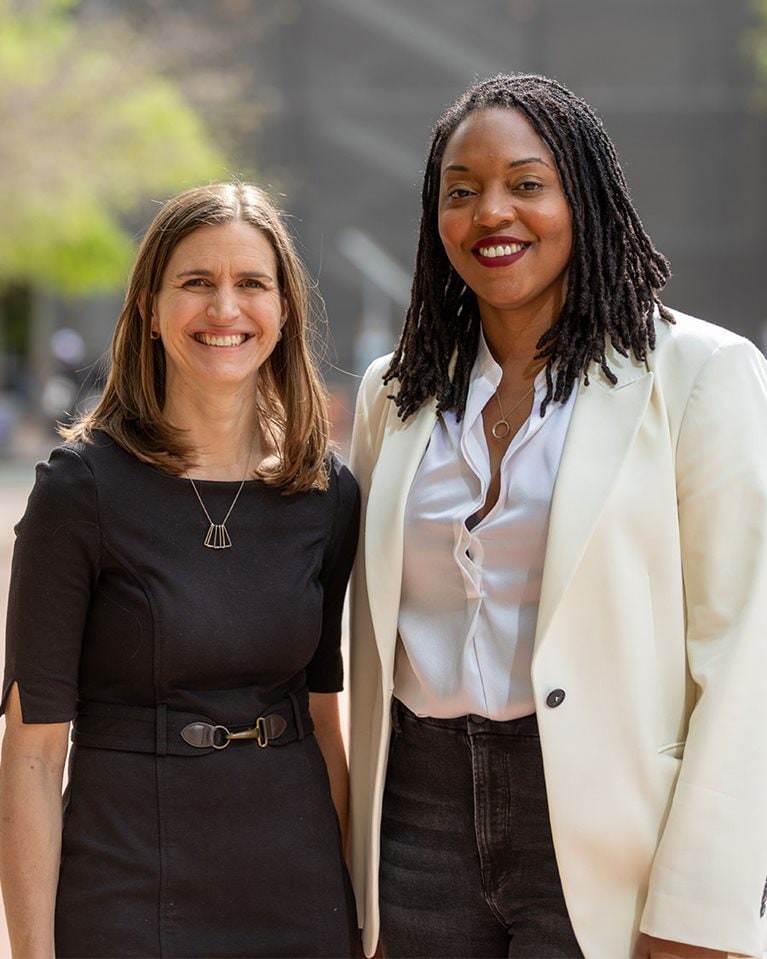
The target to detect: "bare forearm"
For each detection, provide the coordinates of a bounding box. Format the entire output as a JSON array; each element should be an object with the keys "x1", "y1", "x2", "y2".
[
  {"x1": 0, "y1": 747, "x2": 65, "y2": 958},
  {"x1": 309, "y1": 693, "x2": 350, "y2": 845},
  {"x1": 318, "y1": 731, "x2": 350, "y2": 839},
  {"x1": 0, "y1": 686, "x2": 69, "y2": 959}
]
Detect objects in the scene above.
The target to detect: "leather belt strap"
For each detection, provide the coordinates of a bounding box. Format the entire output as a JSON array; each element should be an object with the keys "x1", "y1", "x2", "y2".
[
  {"x1": 179, "y1": 713, "x2": 287, "y2": 750},
  {"x1": 72, "y1": 691, "x2": 312, "y2": 757}
]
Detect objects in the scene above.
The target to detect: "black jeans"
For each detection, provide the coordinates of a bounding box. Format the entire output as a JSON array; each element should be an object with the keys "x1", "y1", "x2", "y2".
[{"x1": 380, "y1": 699, "x2": 583, "y2": 959}]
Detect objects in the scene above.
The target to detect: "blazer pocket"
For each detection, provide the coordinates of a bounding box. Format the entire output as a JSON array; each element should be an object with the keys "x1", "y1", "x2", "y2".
[{"x1": 657, "y1": 741, "x2": 686, "y2": 760}]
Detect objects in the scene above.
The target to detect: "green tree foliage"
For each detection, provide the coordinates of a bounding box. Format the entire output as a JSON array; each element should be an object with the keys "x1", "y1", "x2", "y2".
[{"x1": 0, "y1": 0, "x2": 229, "y2": 294}]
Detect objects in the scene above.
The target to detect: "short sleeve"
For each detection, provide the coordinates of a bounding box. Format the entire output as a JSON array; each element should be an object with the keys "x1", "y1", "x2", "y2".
[
  {"x1": 305, "y1": 457, "x2": 361, "y2": 693},
  {"x1": 2, "y1": 446, "x2": 101, "y2": 723}
]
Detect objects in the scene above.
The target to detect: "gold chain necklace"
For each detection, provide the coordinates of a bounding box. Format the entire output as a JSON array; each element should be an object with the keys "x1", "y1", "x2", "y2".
[
  {"x1": 491, "y1": 384, "x2": 535, "y2": 439},
  {"x1": 187, "y1": 452, "x2": 252, "y2": 549}
]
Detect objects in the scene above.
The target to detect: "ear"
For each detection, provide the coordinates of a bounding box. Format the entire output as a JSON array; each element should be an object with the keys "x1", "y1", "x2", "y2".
[
  {"x1": 138, "y1": 291, "x2": 161, "y2": 340},
  {"x1": 280, "y1": 296, "x2": 288, "y2": 328}
]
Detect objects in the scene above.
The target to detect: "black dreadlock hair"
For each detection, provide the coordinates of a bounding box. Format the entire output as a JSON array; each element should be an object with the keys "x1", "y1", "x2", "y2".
[{"x1": 384, "y1": 73, "x2": 674, "y2": 420}]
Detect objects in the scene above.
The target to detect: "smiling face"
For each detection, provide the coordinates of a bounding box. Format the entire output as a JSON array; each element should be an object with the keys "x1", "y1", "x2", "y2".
[
  {"x1": 150, "y1": 220, "x2": 285, "y2": 407},
  {"x1": 438, "y1": 106, "x2": 573, "y2": 331}
]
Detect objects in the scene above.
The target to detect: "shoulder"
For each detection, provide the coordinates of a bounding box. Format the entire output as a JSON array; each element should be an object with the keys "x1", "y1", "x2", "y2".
[
  {"x1": 326, "y1": 452, "x2": 361, "y2": 508},
  {"x1": 353, "y1": 352, "x2": 399, "y2": 434},
  {"x1": 37, "y1": 440, "x2": 97, "y2": 488},
  {"x1": 651, "y1": 309, "x2": 763, "y2": 371},
  {"x1": 33, "y1": 432, "x2": 149, "y2": 508},
  {"x1": 643, "y1": 309, "x2": 766, "y2": 399},
  {"x1": 648, "y1": 310, "x2": 767, "y2": 430},
  {"x1": 357, "y1": 353, "x2": 395, "y2": 403},
  {"x1": 360, "y1": 352, "x2": 395, "y2": 382},
  {"x1": 598, "y1": 310, "x2": 766, "y2": 418},
  {"x1": 58, "y1": 430, "x2": 154, "y2": 482},
  {"x1": 51, "y1": 429, "x2": 121, "y2": 471},
  {"x1": 19, "y1": 441, "x2": 102, "y2": 536}
]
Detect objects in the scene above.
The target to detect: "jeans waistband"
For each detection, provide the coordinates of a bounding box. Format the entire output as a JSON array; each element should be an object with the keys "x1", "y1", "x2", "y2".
[
  {"x1": 73, "y1": 689, "x2": 313, "y2": 757},
  {"x1": 392, "y1": 697, "x2": 537, "y2": 737}
]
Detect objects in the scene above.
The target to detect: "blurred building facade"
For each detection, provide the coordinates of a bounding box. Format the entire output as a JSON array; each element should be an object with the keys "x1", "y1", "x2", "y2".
[
  {"x1": 256, "y1": 0, "x2": 765, "y2": 381},
  {"x1": 3, "y1": 0, "x2": 765, "y2": 450}
]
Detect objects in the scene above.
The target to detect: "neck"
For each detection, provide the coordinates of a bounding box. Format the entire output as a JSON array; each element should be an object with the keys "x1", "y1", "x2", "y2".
[
  {"x1": 163, "y1": 390, "x2": 263, "y2": 481},
  {"x1": 479, "y1": 290, "x2": 565, "y2": 376},
  {"x1": 481, "y1": 318, "x2": 548, "y2": 385}
]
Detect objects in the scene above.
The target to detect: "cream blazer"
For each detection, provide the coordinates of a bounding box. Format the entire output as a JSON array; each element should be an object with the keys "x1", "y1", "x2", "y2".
[{"x1": 348, "y1": 311, "x2": 767, "y2": 959}]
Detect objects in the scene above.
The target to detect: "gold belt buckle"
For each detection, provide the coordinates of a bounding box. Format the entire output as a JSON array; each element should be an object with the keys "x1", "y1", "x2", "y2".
[
  {"x1": 181, "y1": 714, "x2": 282, "y2": 750},
  {"x1": 225, "y1": 716, "x2": 269, "y2": 748}
]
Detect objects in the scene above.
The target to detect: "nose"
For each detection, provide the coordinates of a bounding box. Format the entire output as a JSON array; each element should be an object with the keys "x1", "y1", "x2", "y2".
[
  {"x1": 473, "y1": 186, "x2": 517, "y2": 229},
  {"x1": 206, "y1": 286, "x2": 241, "y2": 323}
]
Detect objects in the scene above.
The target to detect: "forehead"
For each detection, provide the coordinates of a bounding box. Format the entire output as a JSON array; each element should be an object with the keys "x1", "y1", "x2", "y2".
[
  {"x1": 441, "y1": 107, "x2": 554, "y2": 170},
  {"x1": 167, "y1": 220, "x2": 276, "y2": 268}
]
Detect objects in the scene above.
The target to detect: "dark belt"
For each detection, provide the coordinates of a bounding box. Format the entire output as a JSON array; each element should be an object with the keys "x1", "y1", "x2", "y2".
[{"x1": 72, "y1": 691, "x2": 313, "y2": 757}]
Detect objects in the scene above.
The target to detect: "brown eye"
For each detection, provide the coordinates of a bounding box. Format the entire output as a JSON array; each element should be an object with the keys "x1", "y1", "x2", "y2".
[{"x1": 446, "y1": 187, "x2": 475, "y2": 200}]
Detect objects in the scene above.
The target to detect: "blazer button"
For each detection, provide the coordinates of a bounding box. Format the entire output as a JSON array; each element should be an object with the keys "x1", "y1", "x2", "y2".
[{"x1": 545, "y1": 688, "x2": 566, "y2": 708}]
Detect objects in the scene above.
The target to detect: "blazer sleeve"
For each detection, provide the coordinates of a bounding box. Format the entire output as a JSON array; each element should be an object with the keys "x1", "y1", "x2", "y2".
[{"x1": 640, "y1": 337, "x2": 767, "y2": 957}]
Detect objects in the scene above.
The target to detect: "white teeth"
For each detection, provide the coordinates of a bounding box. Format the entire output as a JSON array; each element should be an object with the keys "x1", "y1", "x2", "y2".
[
  {"x1": 195, "y1": 333, "x2": 248, "y2": 347},
  {"x1": 477, "y1": 243, "x2": 527, "y2": 258}
]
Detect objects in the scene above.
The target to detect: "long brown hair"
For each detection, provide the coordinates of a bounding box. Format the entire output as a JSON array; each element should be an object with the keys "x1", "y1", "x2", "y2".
[{"x1": 62, "y1": 182, "x2": 330, "y2": 493}]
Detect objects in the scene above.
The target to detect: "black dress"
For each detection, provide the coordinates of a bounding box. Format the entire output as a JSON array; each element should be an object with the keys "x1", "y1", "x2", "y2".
[{"x1": 2, "y1": 433, "x2": 360, "y2": 958}]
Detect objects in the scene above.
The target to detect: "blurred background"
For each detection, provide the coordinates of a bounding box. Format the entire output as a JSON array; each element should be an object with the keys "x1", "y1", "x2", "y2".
[{"x1": 1, "y1": 0, "x2": 766, "y2": 951}]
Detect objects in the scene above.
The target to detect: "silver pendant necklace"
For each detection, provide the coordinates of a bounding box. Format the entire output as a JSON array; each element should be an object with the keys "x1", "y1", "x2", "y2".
[
  {"x1": 188, "y1": 455, "x2": 251, "y2": 549},
  {"x1": 491, "y1": 384, "x2": 535, "y2": 440}
]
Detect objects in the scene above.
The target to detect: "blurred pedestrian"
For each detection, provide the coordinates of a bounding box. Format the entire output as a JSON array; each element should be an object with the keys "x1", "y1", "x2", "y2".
[
  {"x1": 348, "y1": 74, "x2": 767, "y2": 959},
  {"x1": 0, "y1": 182, "x2": 359, "y2": 958}
]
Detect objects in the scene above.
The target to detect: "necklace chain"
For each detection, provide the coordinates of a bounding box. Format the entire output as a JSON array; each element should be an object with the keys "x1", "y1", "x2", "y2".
[
  {"x1": 491, "y1": 384, "x2": 535, "y2": 440},
  {"x1": 188, "y1": 453, "x2": 252, "y2": 549}
]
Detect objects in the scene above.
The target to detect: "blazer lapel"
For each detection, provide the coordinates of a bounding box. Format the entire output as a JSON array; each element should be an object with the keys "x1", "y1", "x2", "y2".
[
  {"x1": 535, "y1": 353, "x2": 654, "y2": 648},
  {"x1": 365, "y1": 399, "x2": 438, "y2": 680}
]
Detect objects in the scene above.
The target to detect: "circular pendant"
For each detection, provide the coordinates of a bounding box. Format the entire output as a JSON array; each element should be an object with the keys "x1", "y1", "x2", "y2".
[{"x1": 491, "y1": 419, "x2": 511, "y2": 439}]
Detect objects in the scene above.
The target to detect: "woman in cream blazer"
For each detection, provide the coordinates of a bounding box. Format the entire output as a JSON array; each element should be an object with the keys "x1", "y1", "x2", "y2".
[{"x1": 349, "y1": 74, "x2": 767, "y2": 959}]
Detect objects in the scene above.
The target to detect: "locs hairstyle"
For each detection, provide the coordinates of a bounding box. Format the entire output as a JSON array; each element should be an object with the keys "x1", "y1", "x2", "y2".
[{"x1": 385, "y1": 73, "x2": 674, "y2": 420}]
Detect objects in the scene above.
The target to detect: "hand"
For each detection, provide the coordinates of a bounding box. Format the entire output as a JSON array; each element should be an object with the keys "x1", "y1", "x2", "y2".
[{"x1": 633, "y1": 933, "x2": 734, "y2": 958}]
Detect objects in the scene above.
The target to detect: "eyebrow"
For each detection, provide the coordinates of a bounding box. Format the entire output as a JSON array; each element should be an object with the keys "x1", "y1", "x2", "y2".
[
  {"x1": 443, "y1": 156, "x2": 551, "y2": 173},
  {"x1": 175, "y1": 269, "x2": 275, "y2": 281}
]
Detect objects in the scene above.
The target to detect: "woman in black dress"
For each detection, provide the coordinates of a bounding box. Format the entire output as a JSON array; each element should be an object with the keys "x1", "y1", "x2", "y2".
[{"x1": 0, "y1": 182, "x2": 360, "y2": 958}]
